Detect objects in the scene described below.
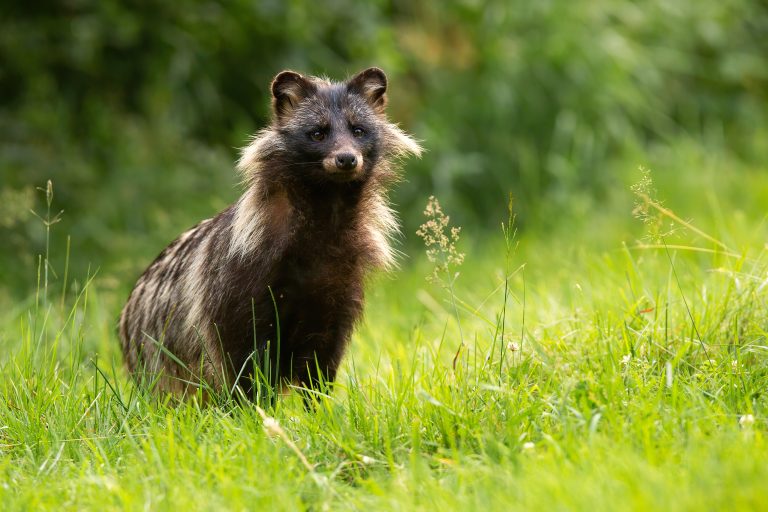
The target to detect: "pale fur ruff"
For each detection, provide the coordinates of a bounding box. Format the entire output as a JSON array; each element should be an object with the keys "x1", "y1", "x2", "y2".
[{"x1": 232, "y1": 123, "x2": 422, "y2": 267}]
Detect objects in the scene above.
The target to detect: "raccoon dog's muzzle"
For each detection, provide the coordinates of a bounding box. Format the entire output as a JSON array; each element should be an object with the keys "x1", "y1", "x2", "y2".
[{"x1": 323, "y1": 148, "x2": 363, "y2": 181}]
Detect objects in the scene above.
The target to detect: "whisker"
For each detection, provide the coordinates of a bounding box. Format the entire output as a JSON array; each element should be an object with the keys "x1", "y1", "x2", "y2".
[{"x1": 278, "y1": 161, "x2": 325, "y2": 169}]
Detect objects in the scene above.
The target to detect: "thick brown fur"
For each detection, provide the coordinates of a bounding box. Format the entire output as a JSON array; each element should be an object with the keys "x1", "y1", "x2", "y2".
[{"x1": 118, "y1": 68, "x2": 421, "y2": 399}]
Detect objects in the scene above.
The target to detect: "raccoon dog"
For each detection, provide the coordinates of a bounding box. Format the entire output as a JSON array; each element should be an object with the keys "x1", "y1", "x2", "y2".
[{"x1": 119, "y1": 67, "x2": 421, "y2": 400}]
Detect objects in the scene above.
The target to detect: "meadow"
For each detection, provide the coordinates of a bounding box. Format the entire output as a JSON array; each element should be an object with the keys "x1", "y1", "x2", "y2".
[{"x1": 1, "y1": 146, "x2": 766, "y2": 510}]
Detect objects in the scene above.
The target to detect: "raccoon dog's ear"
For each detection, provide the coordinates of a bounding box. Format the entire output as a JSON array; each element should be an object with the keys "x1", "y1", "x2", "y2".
[
  {"x1": 347, "y1": 67, "x2": 388, "y2": 113},
  {"x1": 271, "y1": 70, "x2": 315, "y2": 120}
]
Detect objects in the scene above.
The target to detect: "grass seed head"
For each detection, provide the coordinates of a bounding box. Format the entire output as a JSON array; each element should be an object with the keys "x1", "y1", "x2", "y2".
[{"x1": 416, "y1": 196, "x2": 465, "y2": 285}]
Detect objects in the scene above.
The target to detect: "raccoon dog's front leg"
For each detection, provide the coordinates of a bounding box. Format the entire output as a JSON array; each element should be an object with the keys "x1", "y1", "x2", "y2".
[{"x1": 292, "y1": 334, "x2": 349, "y2": 406}]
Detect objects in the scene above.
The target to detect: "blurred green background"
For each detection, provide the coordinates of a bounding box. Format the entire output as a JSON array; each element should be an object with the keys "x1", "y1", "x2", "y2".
[{"x1": 1, "y1": 0, "x2": 767, "y2": 295}]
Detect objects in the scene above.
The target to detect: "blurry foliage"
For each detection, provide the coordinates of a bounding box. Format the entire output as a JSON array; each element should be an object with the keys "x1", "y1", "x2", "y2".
[{"x1": 1, "y1": 0, "x2": 767, "y2": 292}]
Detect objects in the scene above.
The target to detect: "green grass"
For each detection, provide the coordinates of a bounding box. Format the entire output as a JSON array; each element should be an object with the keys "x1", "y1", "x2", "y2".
[{"x1": 1, "y1": 163, "x2": 767, "y2": 510}]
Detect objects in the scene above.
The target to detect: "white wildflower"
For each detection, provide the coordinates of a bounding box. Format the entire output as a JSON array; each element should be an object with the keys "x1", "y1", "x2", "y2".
[
  {"x1": 262, "y1": 417, "x2": 282, "y2": 438},
  {"x1": 739, "y1": 414, "x2": 755, "y2": 428}
]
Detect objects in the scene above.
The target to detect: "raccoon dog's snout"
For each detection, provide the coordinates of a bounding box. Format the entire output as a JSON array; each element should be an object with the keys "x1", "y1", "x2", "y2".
[
  {"x1": 323, "y1": 149, "x2": 363, "y2": 178},
  {"x1": 335, "y1": 153, "x2": 357, "y2": 170}
]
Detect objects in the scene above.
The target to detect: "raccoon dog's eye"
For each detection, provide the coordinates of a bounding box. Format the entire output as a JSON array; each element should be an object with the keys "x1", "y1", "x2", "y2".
[
  {"x1": 352, "y1": 127, "x2": 366, "y2": 138},
  {"x1": 309, "y1": 130, "x2": 326, "y2": 142}
]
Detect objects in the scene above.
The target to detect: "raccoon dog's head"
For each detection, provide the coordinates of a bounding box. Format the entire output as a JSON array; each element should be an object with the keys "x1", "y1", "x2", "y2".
[
  {"x1": 238, "y1": 68, "x2": 421, "y2": 187},
  {"x1": 270, "y1": 67, "x2": 395, "y2": 183}
]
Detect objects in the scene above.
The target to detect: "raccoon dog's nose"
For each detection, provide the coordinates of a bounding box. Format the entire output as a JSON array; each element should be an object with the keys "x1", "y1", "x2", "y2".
[{"x1": 335, "y1": 153, "x2": 357, "y2": 170}]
